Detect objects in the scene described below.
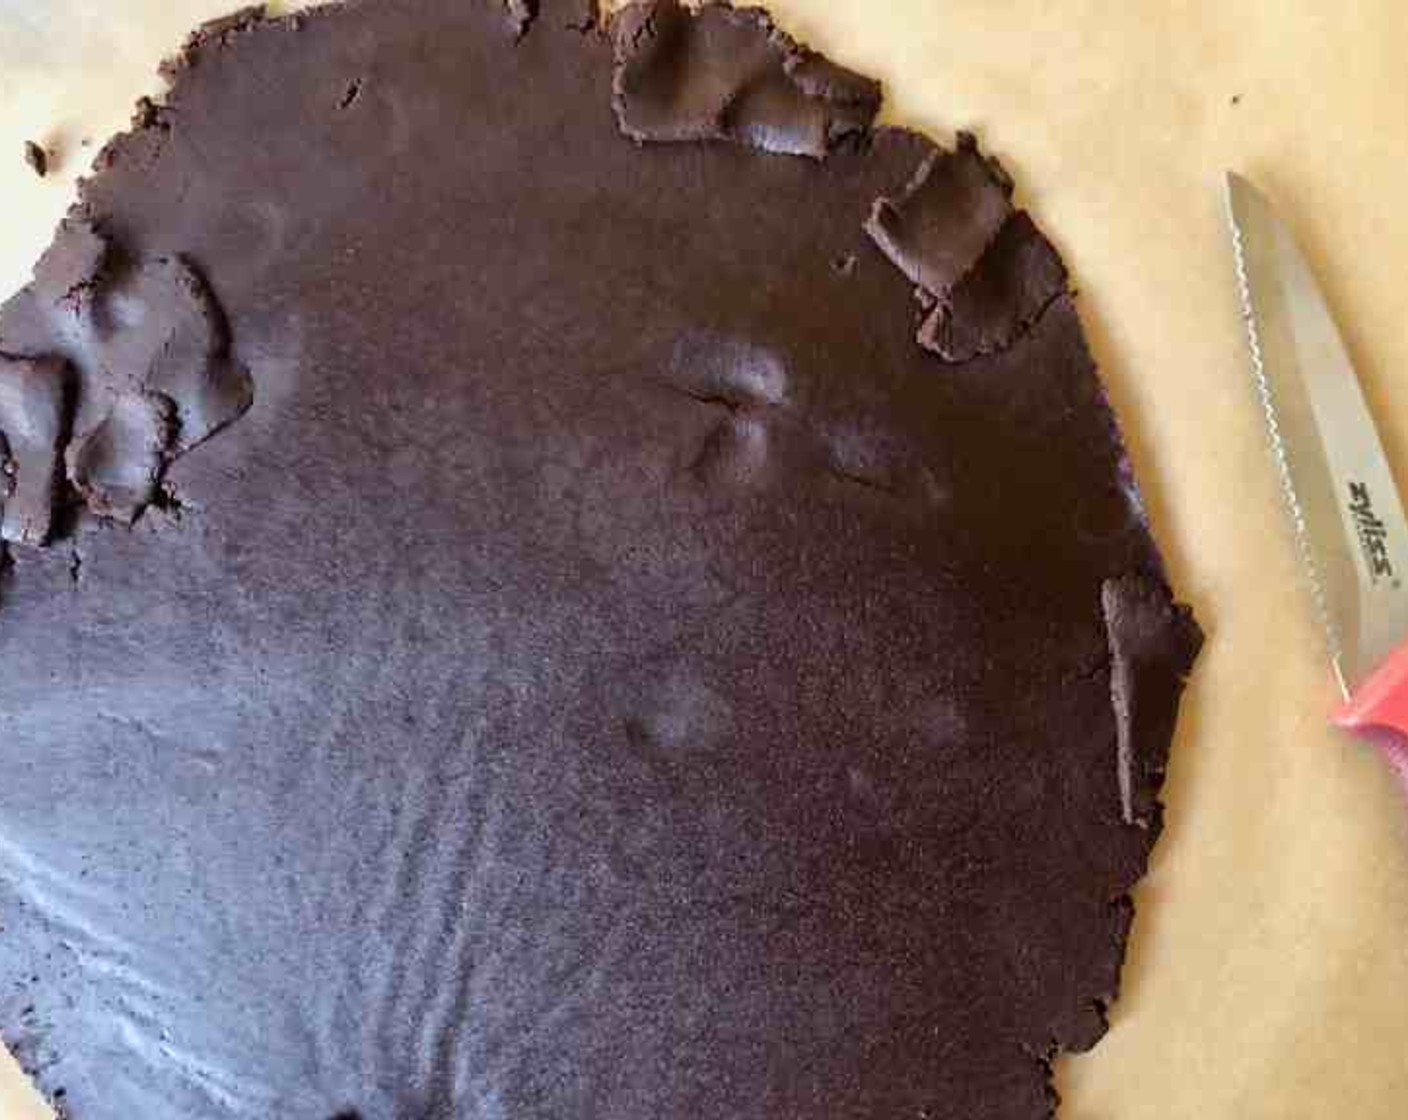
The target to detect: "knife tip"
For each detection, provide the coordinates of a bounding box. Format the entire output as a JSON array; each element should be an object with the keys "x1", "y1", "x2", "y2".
[
  {"x1": 1224, "y1": 169, "x2": 1247, "y2": 204},
  {"x1": 1224, "y1": 171, "x2": 1273, "y2": 214},
  {"x1": 1223, "y1": 170, "x2": 1263, "y2": 231}
]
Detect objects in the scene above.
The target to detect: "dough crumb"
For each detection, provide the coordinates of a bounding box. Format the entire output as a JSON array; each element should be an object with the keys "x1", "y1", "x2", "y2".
[{"x1": 23, "y1": 141, "x2": 48, "y2": 178}]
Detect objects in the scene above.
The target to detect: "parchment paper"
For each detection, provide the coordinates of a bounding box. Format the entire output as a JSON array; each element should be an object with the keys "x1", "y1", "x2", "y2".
[{"x1": 2, "y1": 2, "x2": 1407, "y2": 1117}]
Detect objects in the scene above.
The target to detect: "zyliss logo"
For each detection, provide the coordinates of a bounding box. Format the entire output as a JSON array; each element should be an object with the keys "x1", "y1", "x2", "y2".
[{"x1": 1349, "y1": 481, "x2": 1395, "y2": 582}]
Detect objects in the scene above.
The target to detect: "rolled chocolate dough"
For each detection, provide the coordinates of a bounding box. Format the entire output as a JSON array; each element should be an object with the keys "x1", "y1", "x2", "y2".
[{"x1": 0, "y1": 2, "x2": 1200, "y2": 1117}]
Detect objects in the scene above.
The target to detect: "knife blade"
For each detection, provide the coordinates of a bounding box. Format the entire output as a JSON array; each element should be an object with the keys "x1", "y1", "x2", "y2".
[
  {"x1": 1226, "y1": 172, "x2": 1408, "y2": 692},
  {"x1": 1226, "y1": 171, "x2": 1408, "y2": 792}
]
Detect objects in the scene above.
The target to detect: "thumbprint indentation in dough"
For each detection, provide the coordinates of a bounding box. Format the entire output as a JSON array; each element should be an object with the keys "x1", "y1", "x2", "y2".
[
  {"x1": 669, "y1": 331, "x2": 789, "y2": 410},
  {"x1": 625, "y1": 665, "x2": 736, "y2": 761},
  {"x1": 692, "y1": 414, "x2": 769, "y2": 487}
]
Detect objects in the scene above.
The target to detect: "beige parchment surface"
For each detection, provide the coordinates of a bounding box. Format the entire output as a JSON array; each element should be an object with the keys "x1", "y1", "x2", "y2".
[{"x1": 3, "y1": 2, "x2": 1408, "y2": 1118}]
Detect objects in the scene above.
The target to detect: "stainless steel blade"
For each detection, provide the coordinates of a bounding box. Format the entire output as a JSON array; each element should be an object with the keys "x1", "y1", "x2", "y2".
[{"x1": 1226, "y1": 171, "x2": 1408, "y2": 694}]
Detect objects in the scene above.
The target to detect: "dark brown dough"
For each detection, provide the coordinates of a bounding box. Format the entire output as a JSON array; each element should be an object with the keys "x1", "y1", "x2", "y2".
[
  {"x1": 0, "y1": 217, "x2": 250, "y2": 537},
  {"x1": 23, "y1": 141, "x2": 49, "y2": 178},
  {"x1": 0, "y1": 2, "x2": 1199, "y2": 1118},
  {"x1": 0, "y1": 353, "x2": 68, "y2": 544},
  {"x1": 918, "y1": 211, "x2": 1070, "y2": 362},
  {"x1": 66, "y1": 390, "x2": 176, "y2": 523},
  {"x1": 864, "y1": 131, "x2": 1069, "y2": 363},
  {"x1": 613, "y1": 0, "x2": 880, "y2": 157},
  {"x1": 864, "y1": 131, "x2": 1015, "y2": 298},
  {"x1": 1104, "y1": 574, "x2": 1202, "y2": 831}
]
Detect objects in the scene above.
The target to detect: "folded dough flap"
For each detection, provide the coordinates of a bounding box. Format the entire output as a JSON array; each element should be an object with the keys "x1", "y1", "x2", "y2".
[
  {"x1": 0, "y1": 216, "x2": 252, "y2": 544},
  {"x1": 612, "y1": 0, "x2": 881, "y2": 158}
]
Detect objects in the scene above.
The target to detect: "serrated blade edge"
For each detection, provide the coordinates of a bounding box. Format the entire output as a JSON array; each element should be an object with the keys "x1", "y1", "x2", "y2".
[
  {"x1": 1226, "y1": 171, "x2": 1408, "y2": 694},
  {"x1": 1224, "y1": 173, "x2": 1351, "y2": 698}
]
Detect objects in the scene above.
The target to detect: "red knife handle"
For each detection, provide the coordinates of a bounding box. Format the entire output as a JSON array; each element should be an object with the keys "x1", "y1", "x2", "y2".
[{"x1": 1333, "y1": 642, "x2": 1408, "y2": 801}]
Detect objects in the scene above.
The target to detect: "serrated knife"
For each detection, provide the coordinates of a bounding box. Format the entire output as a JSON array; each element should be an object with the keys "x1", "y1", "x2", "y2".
[{"x1": 1226, "y1": 171, "x2": 1408, "y2": 797}]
